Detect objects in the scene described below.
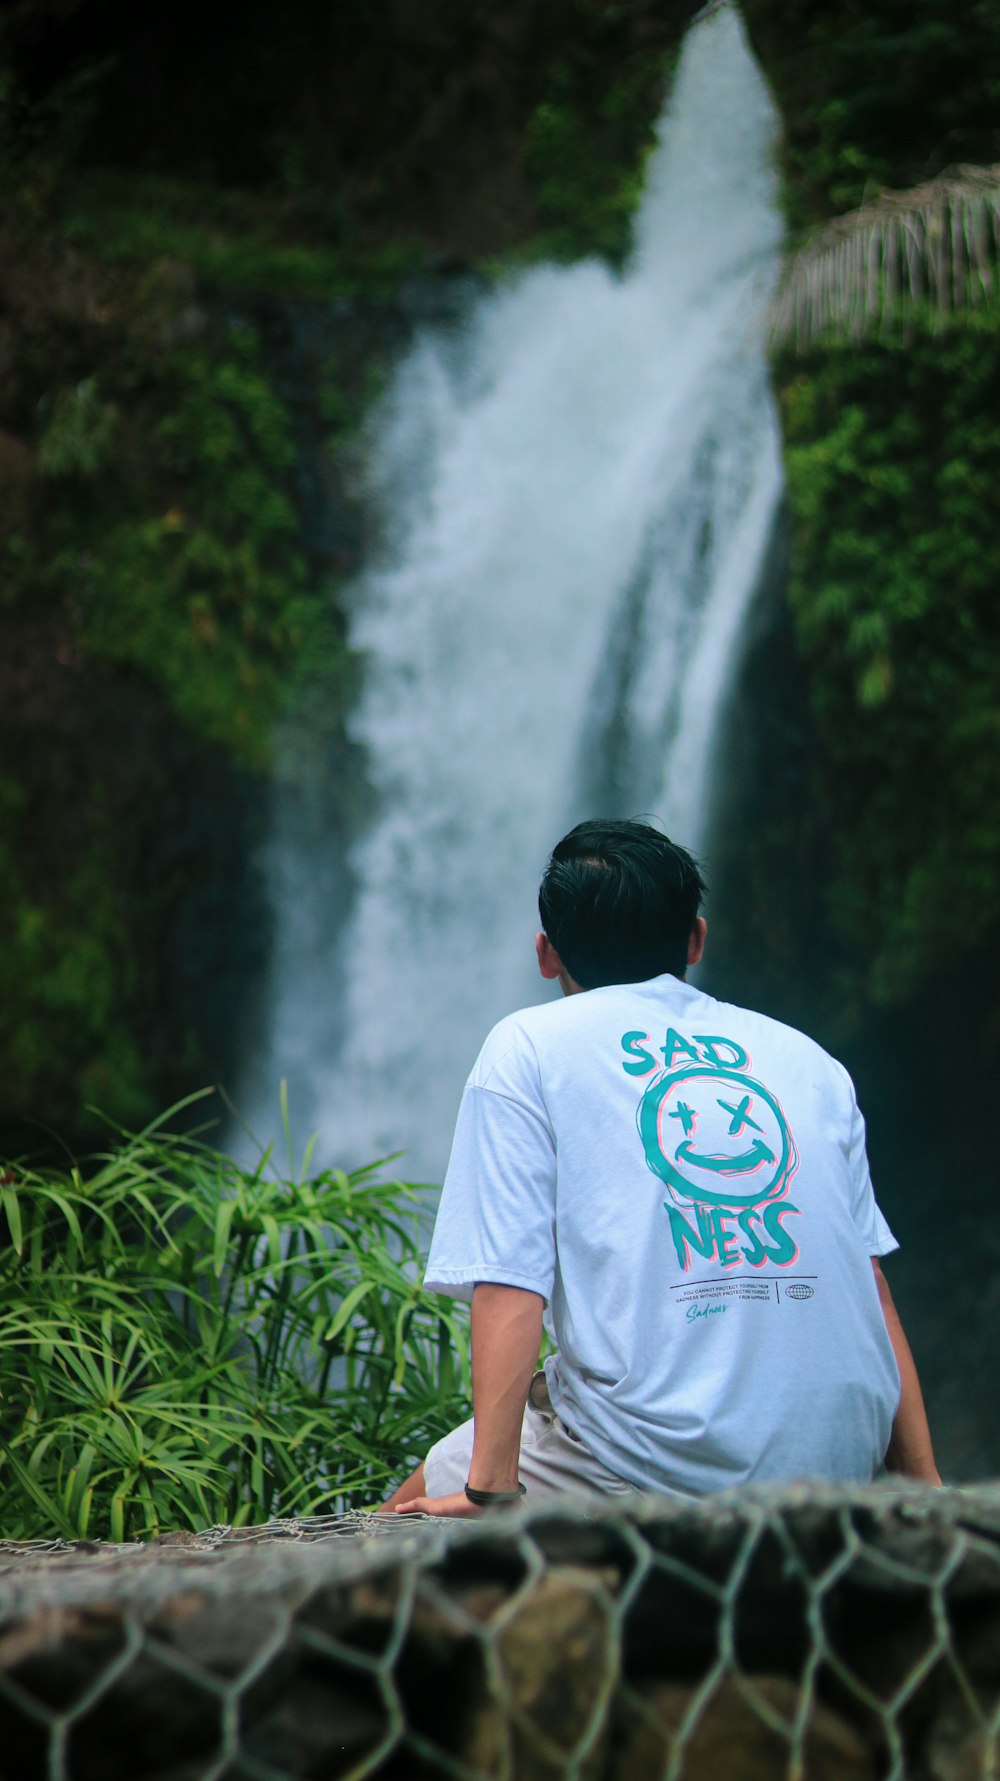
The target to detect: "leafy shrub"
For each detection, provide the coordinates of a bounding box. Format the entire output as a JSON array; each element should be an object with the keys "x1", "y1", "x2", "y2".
[
  {"x1": 37, "y1": 376, "x2": 120, "y2": 479},
  {"x1": 0, "y1": 1093, "x2": 469, "y2": 1540}
]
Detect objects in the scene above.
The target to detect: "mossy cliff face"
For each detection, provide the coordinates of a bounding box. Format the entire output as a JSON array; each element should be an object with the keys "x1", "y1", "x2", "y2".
[
  {"x1": 708, "y1": 1, "x2": 1000, "y2": 1040},
  {"x1": 778, "y1": 325, "x2": 1000, "y2": 1008},
  {"x1": 0, "y1": 236, "x2": 305, "y2": 1131},
  {"x1": 0, "y1": 0, "x2": 689, "y2": 1143}
]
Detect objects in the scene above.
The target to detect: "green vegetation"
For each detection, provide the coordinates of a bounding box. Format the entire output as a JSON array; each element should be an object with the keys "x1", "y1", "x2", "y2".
[
  {"x1": 60, "y1": 172, "x2": 425, "y2": 300},
  {"x1": 0, "y1": 779, "x2": 152, "y2": 1129},
  {"x1": 778, "y1": 314, "x2": 1000, "y2": 1007},
  {"x1": 741, "y1": 0, "x2": 1000, "y2": 228},
  {"x1": 1, "y1": 292, "x2": 356, "y2": 1135},
  {"x1": 0, "y1": 45, "x2": 421, "y2": 301},
  {"x1": 26, "y1": 318, "x2": 333, "y2": 767},
  {"x1": 524, "y1": 3, "x2": 677, "y2": 263},
  {"x1": 0, "y1": 1095, "x2": 469, "y2": 1539}
]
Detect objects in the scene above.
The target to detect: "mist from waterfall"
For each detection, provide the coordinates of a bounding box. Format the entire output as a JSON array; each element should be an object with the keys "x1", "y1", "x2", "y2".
[{"x1": 250, "y1": 3, "x2": 784, "y2": 1181}]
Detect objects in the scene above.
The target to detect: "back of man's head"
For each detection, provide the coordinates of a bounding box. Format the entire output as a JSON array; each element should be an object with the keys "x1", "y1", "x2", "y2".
[{"x1": 538, "y1": 819, "x2": 706, "y2": 989}]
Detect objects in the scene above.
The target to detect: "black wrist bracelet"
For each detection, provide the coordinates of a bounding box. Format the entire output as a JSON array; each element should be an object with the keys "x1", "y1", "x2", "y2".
[{"x1": 464, "y1": 1482, "x2": 526, "y2": 1507}]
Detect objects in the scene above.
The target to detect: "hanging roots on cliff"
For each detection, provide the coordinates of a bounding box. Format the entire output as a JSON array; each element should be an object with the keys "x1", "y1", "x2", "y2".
[{"x1": 770, "y1": 164, "x2": 1000, "y2": 350}]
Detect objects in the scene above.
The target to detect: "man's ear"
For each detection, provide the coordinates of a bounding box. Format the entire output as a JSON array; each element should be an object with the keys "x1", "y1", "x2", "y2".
[
  {"x1": 687, "y1": 916, "x2": 708, "y2": 969},
  {"x1": 536, "y1": 932, "x2": 564, "y2": 980}
]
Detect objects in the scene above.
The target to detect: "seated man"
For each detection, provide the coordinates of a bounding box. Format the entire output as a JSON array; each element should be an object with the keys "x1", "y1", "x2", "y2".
[{"x1": 385, "y1": 819, "x2": 939, "y2": 1516}]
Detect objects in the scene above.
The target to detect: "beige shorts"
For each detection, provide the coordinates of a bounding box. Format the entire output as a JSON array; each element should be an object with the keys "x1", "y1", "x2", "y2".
[{"x1": 424, "y1": 1372, "x2": 641, "y2": 1503}]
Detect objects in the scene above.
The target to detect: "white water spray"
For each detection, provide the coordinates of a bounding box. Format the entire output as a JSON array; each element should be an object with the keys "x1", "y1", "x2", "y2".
[{"x1": 251, "y1": 4, "x2": 784, "y2": 1180}]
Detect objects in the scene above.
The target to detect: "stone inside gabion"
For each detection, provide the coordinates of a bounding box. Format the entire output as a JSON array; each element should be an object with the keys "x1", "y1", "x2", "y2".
[{"x1": 1, "y1": 1483, "x2": 999, "y2": 1779}]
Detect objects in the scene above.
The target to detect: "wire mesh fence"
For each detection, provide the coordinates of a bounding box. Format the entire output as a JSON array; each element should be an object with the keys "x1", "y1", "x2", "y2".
[{"x1": 1, "y1": 1483, "x2": 999, "y2": 1779}]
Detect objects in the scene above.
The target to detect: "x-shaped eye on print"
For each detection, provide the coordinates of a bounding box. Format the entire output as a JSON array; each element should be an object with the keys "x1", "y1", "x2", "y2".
[
  {"x1": 667, "y1": 1100, "x2": 697, "y2": 1136},
  {"x1": 718, "y1": 1094, "x2": 763, "y2": 1137}
]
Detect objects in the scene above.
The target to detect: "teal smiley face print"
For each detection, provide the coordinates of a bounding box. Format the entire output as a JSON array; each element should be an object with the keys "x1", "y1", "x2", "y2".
[{"x1": 636, "y1": 1062, "x2": 797, "y2": 1210}]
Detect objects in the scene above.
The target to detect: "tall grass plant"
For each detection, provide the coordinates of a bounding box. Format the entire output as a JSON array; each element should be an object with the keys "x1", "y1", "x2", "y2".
[{"x1": 0, "y1": 1091, "x2": 470, "y2": 1541}]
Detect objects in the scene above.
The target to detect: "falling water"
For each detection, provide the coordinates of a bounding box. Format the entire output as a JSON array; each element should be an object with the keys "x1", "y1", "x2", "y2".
[{"x1": 251, "y1": 3, "x2": 784, "y2": 1181}]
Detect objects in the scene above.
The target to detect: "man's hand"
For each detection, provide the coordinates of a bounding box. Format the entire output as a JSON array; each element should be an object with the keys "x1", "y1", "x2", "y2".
[{"x1": 395, "y1": 1491, "x2": 485, "y2": 1518}]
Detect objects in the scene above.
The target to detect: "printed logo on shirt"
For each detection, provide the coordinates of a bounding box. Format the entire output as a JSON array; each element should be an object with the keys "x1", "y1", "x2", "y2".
[{"x1": 621, "y1": 1027, "x2": 801, "y2": 1273}]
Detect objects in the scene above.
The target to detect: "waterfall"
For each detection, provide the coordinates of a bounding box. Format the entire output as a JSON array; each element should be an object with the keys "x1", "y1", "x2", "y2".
[{"x1": 250, "y1": 3, "x2": 783, "y2": 1182}]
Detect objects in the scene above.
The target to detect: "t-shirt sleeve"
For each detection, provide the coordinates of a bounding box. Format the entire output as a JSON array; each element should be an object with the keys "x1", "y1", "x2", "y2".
[
  {"x1": 423, "y1": 1078, "x2": 557, "y2": 1304},
  {"x1": 846, "y1": 1083, "x2": 898, "y2": 1258}
]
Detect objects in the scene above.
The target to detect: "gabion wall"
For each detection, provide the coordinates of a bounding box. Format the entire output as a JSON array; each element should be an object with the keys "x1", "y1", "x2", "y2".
[{"x1": 1, "y1": 1484, "x2": 999, "y2": 1779}]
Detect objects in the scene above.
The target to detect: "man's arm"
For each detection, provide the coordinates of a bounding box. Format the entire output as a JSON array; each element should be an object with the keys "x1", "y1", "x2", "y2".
[
  {"x1": 467, "y1": 1282, "x2": 544, "y2": 1490},
  {"x1": 397, "y1": 1282, "x2": 544, "y2": 1516},
  {"x1": 872, "y1": 1257, "x2": 941, "y2": 1484}
]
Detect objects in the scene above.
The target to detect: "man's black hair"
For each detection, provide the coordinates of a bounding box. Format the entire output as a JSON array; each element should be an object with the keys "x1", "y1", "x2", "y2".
[{"x1": 538, "y1": 818, "x2": 707, "y2": 989}]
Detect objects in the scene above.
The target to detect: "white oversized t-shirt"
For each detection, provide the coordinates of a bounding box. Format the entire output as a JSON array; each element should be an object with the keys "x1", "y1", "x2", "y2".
[{"x1": 424, "y1": 975, "x2": 901, "y2": 1496}]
